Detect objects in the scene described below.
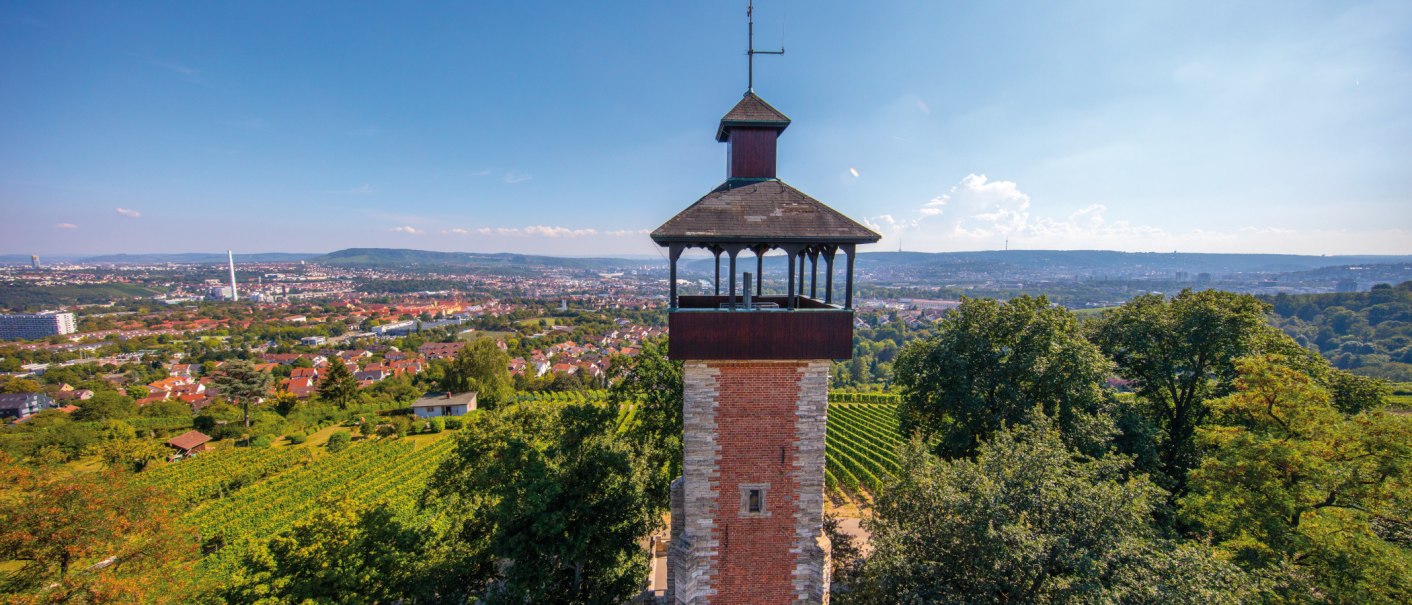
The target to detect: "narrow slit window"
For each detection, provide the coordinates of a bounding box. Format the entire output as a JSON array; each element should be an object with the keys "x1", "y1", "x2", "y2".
[{"x1": 748, "y1": 489, "x2": 762, "y2": 513}]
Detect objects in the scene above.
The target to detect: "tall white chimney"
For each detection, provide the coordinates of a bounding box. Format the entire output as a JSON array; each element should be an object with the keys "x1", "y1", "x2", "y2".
[{"x1": 228, "y1": 250, "x2": 239, "y2": 302}]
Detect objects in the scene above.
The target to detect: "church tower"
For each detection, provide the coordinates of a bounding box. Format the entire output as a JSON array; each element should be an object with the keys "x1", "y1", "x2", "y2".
[{"x1": 652, "y1": 87, "x2": 879, "y2": 603}]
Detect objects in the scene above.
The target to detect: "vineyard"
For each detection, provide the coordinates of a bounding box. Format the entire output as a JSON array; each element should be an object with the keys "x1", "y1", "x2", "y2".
[
  {"x1": 137, "y1": 398, "x2": 904, "y2": 575},
  {"x1": 825, "y1": 402, "x2": 904, "y2": 499},
  {"x1": 145, "y1": 436, "x2": 457, "y2": 572},
  {"x1": 513, "y1": 389, "x2": 611, "y2": 404}
]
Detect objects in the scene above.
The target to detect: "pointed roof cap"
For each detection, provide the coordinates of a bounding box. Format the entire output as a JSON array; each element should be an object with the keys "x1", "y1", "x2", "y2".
[
  {"x1": 716, "y1": 92, "x2": 791, "y2": 142},
  {"x1": 651, "y1": 179, "x2": 881, "y2": 245}
]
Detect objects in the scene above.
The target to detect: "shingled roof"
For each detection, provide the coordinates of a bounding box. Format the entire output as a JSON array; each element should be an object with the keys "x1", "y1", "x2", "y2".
[
  {"x1": 651, "y1": 179, "x2": 881, "y2": 245},
  {"x1": 166, "y1": 429, "x2": 211, "y2": 452},
  {"x1": 716, "y1": 92, "x2": 791, "y2": 141}
]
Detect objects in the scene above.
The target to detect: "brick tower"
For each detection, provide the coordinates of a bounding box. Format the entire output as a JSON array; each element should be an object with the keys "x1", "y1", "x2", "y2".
[{"x1": 652, "y1": 90, "x2": 879, "y2": 604}]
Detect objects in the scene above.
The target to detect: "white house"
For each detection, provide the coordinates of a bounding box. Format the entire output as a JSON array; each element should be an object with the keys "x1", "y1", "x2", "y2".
[{"x1": 411, "y1": 392, "x2": 477, "y2": 418}]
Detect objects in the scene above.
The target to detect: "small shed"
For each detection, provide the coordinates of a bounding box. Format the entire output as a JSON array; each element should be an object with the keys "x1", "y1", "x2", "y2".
[
  {"x1": 165, "y1": 430, "x2": 212, "y2": 459},
  {"x1": 411, "y1": 392, "x2": 477, "y2": 418}
]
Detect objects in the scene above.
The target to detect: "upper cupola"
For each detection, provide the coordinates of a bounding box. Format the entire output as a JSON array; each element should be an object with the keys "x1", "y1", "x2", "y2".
[{"x1": 718, "y1": 92, "x2": 791, "y2": 179}]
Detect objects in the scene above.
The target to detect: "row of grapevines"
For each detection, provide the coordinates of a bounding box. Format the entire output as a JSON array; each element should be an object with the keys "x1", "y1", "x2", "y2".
[
  {"x1": 827, "y1": 392, "x2": 902, "y2": 404},
  {"x1": 513, "y1": 389, "x2": 611, "y2": 404},
  {"x1": 194, "y1": 437, "x2": 458, "y2": 571},
  {"x1": 137, "y1": 447, "x2": 311, "y2": 503},
  {"x1": 824, "y1": 403, "x2": 903, "y2": 498}
]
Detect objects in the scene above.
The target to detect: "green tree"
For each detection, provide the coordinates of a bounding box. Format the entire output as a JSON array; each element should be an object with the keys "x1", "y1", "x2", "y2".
[
  {"x1": 326, "y1": 430, "x2": 352, "y2": 454},
  {"x1": 893, "y1": 295, "x2": 1115, "y2": 458},
  {"x1": 317, "y1": 361, "x2": 359, "y2": 409},
  {"x1": 0, "y1": 377, "x2": 43, "y2": 394},
  {"x1": 424, "y1": 404, "x2": 656, "y2": 603},
  {"x1": 845, "y1": 414, "x2": 1252, "y2": 604},
  {"x1": 1089, "y1": 289, "x2": 1277, "y2": 497},
  {"x1": 1180, "y1": 356, "x2": 1412, "y2": 603},
  {"x1": 72, "y1": 391, "x2": 137, "y2": 422},
  {"x1": 94, "y1": 438, "x2": 169, "y2": 473},
  {"x1": 607, "y1": 339, "x2": 683, "y2": 509},
  {"x1": 225, "y1": 498, "x2": 424, "y2": 605},
  {"x1": 212, "y1": 359, "x2": 274, "y2": 432},
  {"x1": 439, "y1": 338, "x2": 512, "y2": 408}
]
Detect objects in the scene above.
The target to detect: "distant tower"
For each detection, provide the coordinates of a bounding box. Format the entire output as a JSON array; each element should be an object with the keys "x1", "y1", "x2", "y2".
[
  {"x1": 228, "y1": 250, "x2": 239, "y2": 302},
  {"x1": 653, "y1": 64, "x2": 879, "y2": 605},
  {"x1": 30, "y1": 255, "x2": 40, "y2": 270}
]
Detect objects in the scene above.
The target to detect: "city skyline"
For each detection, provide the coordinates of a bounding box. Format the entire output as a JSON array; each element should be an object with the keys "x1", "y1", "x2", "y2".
[{"x1": 3, "y1": 1, "x2": 1410, "y2": 257}]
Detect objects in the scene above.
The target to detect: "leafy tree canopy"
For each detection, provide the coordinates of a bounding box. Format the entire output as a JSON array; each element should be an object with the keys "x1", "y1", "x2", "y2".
[
  {"x1": 438, "y1": 338, "x2": 512, "y2": 408},
  {"x1": 1089, "y1": 289, "x2": 1282, "y2": 496},
  {"x1": 423, "y1": 404, "x2": 657, "y2": 604},
  {"x1": 845, "y1": 412, "x2": 1252, "y2": 604},
  {"x1": 1180, "y1": 355, "x2": 1412, "y2": 603},
  {"x1": 893, "y1": 295, "x2": 1116, "y2": 458},
  {"x1": 607, "y1": 338, "x2": 683, "y2": 510}
]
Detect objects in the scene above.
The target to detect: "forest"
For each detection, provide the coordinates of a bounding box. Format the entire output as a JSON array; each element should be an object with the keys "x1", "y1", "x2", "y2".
[{"x1": 1266, "y1": 281, "x2": 1412, "y2": 381}]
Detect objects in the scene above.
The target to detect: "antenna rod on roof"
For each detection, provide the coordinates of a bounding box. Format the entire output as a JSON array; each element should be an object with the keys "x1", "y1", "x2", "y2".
[{"x1": 747, "y1": 0, "x2": 784, "y2": 92}]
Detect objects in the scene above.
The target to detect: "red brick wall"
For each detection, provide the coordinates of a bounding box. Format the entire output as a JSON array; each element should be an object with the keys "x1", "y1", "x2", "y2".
[{"x1": 709, "y1": 361, "x2": 804, "y2": 603}]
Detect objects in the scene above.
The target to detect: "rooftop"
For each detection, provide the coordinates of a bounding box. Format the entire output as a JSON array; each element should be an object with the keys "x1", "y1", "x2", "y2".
[
  {"x1": 651, "y1": 179, "x2": 880, "y2": 245},
  {"x1": 411, "y1": 391, "x2": 478, "y2": 408},
  {"x1": 716, "y1": 91, "x2": 791, "y2": 141}
]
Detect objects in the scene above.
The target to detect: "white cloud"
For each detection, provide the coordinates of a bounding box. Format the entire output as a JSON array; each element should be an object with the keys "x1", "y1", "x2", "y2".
[
  {"x1": 54, "y1": 223, "x2": 78, "y2": 229},
  {"x1": 442, "y1": 227, "x2": 471, "y2": 235},
  {"x1": 389, "y1": 226, "x2": 422, "y2": 235},
  {"x1": 502, "y1": 171, "x2": 532, "y2": 184},
  {"x1": 866, "y1": 173, "x2": 1407, "y2": 254},
  {"x1": 472, "y1": 226, "x2": 648, "y2": 238},
  {"x1": 471, "y1": 169, "x2": 493, "y2": 177},
  {"x1": 915, "y1": 98, "x2": 931, "y2": 114},
  {"x1": 115, "y1": 207, "x2": 141, "y2": 218}
]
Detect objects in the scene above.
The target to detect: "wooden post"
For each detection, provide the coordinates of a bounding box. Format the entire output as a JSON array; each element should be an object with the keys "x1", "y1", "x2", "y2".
[
  {"x1": 756, "y1": 247, "x2": 764, "y2": 297},
  {"x1": 713, "y1": 248, "x2": 722, "y2": 297},
  {"x1": 785, "y1": 246, "x2": 796, "y2": 310},
  {"x1": 824, "y1": 246, "x2": 836, "y2": 305},
  {"x1": 728, "y1": 248, "x2": 739, "y2": 307},
  {"x1": 844, "y1": 244, "x2": 856, "y2": 310},
  {"x1": 669, "y1": 245, "x2": 684, "y2": 309},
  {"x1": 809, "y1": 249, "x2": 819, "y2": 299}
]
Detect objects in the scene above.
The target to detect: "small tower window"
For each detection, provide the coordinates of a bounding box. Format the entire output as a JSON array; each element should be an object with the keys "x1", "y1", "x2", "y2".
[{"x1": 739, "y1": 483, "x2": 769, "y2": 517}]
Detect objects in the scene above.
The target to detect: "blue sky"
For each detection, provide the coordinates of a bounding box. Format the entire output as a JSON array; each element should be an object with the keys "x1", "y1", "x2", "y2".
[{"x1": 2, "y1": 1, "x2": 1409, "y2": 257}]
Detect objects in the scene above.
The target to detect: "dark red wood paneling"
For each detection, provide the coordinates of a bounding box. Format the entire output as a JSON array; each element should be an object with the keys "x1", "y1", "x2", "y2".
[
  {"x1": 728, "y1": 128, "x2": 778, "y2": 179},
  {"x1": 668, "y1": 309, "x2": 853, "y2": 360}
]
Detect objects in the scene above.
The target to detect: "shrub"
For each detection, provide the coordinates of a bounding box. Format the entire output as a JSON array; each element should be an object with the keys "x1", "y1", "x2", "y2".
[
  {"x1": 428, "y1": 416, "x2": 446, "y2": 433},
  {"x1": 327, "y1": 430, "x2": 352, "y2": 453},
  {"x1": 392, "y1": 416, "x2": 411, "y2": 438},
  {"x1": 286, "y1": 433, "x2": 308, "y2": 445},
  {"x1": 250, "y1": 434, "x2": 273, "y2": 448},
  {"x1": 444, "y1": 417, "x2": 464, "y2": 430}
]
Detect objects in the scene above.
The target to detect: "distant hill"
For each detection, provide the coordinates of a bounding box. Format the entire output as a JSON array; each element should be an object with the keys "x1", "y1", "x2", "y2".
[
  {"x1": 79, "y1": 252, "x2": 320, "y2": 265},
  {"x1": 853, "y1": 250, "x2": 1412, "y2": 275},
  {"x1": 315, "y1": 248, "x2": 645, "y2": 271},
  {"x1": 679, "y1": 250, "x2": 1412, "y2": 276}
]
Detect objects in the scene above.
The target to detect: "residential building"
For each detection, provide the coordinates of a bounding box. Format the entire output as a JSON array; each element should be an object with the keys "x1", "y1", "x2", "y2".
[
  {"x1": 410, "y1": 392, "x2": 477, "y2": 418},
  {"x1": 0, "y1": 392, "x2": 55, "y2": 419},
  {"x1": 0, "y1": 312, "x2": 77, "y2": 340}
]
